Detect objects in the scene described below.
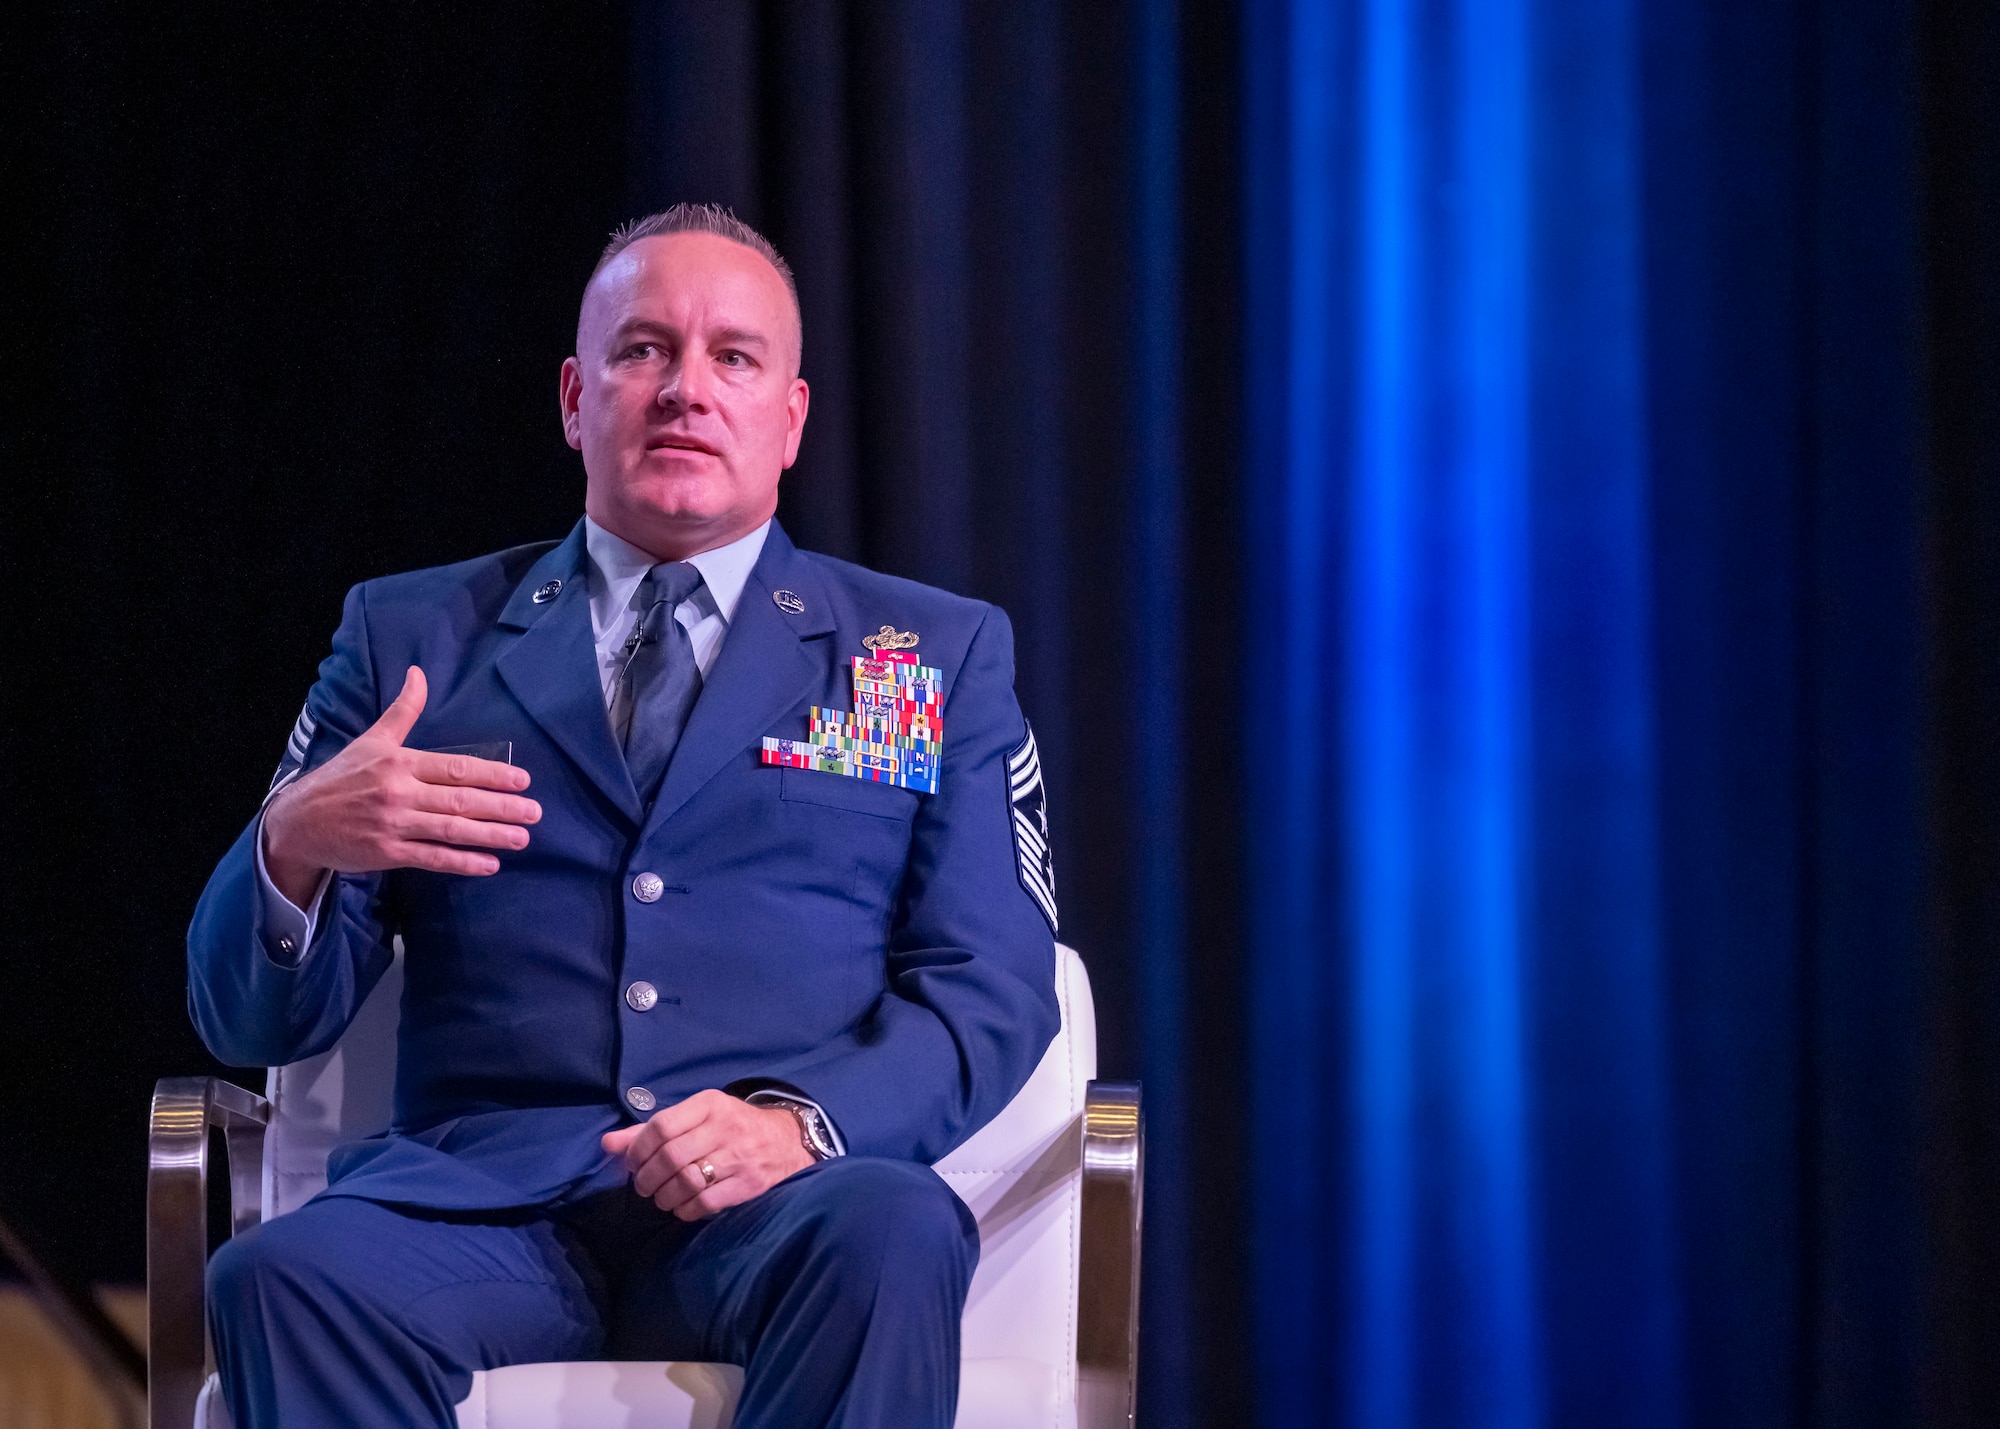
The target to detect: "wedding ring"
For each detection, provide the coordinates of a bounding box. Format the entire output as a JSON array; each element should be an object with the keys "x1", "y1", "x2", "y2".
[{"x1": 698, "y1": 1159, "x2": 717, "y2": 1187}]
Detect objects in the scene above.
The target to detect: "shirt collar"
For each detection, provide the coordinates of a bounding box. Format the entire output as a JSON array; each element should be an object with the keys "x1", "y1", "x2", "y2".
[{"x1": 582, "y1": 515, "x2": 772, "y2": 626}]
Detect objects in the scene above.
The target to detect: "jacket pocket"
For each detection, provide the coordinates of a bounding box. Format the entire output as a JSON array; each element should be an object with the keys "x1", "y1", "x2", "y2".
[{"x1": 779, "y1": 766, "x2": 921, "y2": 822}]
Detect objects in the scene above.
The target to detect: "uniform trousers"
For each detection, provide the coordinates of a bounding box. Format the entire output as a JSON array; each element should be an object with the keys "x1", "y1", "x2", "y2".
[{"x1": 207, "y1": 1156, "x2": 978, "y2": 1429}]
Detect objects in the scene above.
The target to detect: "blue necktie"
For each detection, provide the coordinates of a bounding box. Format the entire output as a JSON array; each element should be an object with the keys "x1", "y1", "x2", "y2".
[{"x1": 610, "y1": 562, "x2": 706, "y2": 803}]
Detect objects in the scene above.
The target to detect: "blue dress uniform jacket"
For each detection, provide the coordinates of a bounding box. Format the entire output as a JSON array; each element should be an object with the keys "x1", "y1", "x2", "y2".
[{"x1": 187, "y1": 519, "x2": 1060, "y2": 1212}]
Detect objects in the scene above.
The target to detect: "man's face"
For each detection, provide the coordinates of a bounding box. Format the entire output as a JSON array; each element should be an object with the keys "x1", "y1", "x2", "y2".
[{"x1": 561, "y1": 232, "x2": 808, "y2": 561}]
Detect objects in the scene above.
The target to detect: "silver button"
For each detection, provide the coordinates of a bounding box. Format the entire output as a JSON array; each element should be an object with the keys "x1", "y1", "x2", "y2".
[
  {"x1": 632, "y1": 872, "x2": 664, "y2": 903},
  {"x1": 625, "y1": 1086, "x2": 656, "y2": 1113},
  {"x1": 625, "y1": 981, "x2": 659, "y2": 1012}
]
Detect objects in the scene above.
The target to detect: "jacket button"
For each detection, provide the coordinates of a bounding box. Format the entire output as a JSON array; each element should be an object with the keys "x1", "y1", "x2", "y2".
[
  {"x1": 625, "y1": 981, "x2": 659, "y2": 1012},
  {"x1": 625, "y1": 1086, "x2": 656, "y2": 1113},
  {"x1": 632, "y1": 872, "x2": 664, "y2": 903}
]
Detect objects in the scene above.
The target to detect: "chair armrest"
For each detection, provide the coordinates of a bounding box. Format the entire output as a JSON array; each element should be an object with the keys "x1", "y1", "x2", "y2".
[
  {"x1": 148, "y1": 1077, "x2": 269, "y2": 1429},
  {"x1": 1077, "y1": 1079, "x2": 1142, "y2": 1429}
]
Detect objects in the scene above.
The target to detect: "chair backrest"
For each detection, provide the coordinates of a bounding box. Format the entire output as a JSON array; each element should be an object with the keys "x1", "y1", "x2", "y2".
[{"x1": 262, "y1": 943, "x2": 1097, "y2": 1402}]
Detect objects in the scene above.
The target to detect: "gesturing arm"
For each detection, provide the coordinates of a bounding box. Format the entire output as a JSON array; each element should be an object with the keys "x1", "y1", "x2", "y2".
[{"x1": 186, "y1": 585, "x2": 538, "y2": 1067}]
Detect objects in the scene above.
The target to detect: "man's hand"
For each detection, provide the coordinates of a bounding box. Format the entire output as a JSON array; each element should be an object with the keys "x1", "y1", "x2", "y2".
[
  {"x1": 261, "y1": 666, "x2": 540, "y2": 906},
  {"x1": 601, "y1": 1091, "x2": 816, "y2": 1221}
]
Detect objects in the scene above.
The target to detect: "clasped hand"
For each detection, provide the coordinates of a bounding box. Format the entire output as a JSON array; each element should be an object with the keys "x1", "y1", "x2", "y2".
[
  {"x1": 262, "y1": 666, "x2": 541, "y2": 906},
  {"x1": 602, "y1": 1091, "x2": 816, "y2": 1220}
]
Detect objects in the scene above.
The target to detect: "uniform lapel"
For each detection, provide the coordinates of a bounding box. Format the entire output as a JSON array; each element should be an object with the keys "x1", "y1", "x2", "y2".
[
  {"x1": 494, "y1": 523, "x2": 644, "y2": 826},
  {"x1": 648, "y1": 521, "x2": 836, "y2": 828}
]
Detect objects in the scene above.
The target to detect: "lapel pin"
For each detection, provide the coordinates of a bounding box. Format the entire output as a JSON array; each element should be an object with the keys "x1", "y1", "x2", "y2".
[
  {"x1": 862, "y1": 625, "x2": 919, "y2": 651},
  {"x1": 532, "y1": 579, "x2": 562, "y2": 604},
  {"x1": 773, "y1": 590, "x2": 806, "y2": 615}
]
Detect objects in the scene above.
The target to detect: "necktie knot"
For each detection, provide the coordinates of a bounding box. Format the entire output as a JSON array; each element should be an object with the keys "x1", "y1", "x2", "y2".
[
  {"x1": 642, "y1": 560, "x2": 706, "y2": 611},
  {"x1": 633, "y1": 561, "x2": 705, "y2": 635}
]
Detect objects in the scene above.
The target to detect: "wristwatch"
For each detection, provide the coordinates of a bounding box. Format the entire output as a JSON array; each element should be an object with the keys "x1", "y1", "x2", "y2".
[{"x1": 746, "y1": 1092, "x2": 841, "y2": 1161}]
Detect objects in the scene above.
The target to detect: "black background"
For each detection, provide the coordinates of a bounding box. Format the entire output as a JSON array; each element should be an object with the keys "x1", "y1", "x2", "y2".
[{"x1": 0, "y1": 7, "x2": 1247, "y2": 1403}]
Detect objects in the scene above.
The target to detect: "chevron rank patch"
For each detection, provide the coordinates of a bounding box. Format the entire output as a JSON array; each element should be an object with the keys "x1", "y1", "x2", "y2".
[
  {"x1": 265, "y1": 698, "x2": 318, "y2": 803},
  {"x1": 1007, "y1": 722, "x2": 1058, "y2": 934}
]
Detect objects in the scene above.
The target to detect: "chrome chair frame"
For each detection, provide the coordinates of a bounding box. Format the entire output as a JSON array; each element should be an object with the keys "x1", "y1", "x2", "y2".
[
  {"x1": 148, "y1": 1075, "x2": 1141, "y2": 1429},
  {"x1": 146, "y1": 1078, "x2": 268, "y2": 1429}
]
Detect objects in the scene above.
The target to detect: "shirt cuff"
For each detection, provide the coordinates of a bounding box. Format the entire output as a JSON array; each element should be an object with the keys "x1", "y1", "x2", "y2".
[
  {"x1": 252, "y1": 809, "x2": 332, "y2": 968},
  {"x1": 742, "y1": 1090, "x2": 848, "y2": 1157}
]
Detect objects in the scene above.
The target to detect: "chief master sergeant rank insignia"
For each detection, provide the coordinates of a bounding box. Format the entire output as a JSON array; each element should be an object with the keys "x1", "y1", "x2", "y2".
[{"x1": 1007, "y1": 723, "x2": 1057, "y2": 935}]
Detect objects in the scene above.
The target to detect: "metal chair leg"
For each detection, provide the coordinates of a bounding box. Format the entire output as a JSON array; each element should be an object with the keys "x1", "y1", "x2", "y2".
[
  {"x1": 1077, "y1": 1079, "x2": 1142, "y2": 1429},
  {"x1": 148, "y1": 1078, "x2": 269, "y2": 1429}
]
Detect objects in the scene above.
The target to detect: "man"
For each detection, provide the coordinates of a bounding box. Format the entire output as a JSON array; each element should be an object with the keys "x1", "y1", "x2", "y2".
[{"x1": 187, "y1": 205, "x2": 1060, "y2": 1429}]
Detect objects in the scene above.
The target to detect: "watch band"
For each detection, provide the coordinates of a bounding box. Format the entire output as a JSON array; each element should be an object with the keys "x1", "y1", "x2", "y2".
[{"x1": 749, "y1": 1093, "x2": 840, "y2": 1161}]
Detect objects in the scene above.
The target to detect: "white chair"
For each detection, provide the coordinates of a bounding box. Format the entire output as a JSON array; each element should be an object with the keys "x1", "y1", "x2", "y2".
[{"x1": 148, "y1": 943, "x2": 1141, "y2": 1429}]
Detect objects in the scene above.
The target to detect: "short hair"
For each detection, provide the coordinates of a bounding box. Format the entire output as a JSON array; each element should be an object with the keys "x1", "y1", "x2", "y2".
[{"x1": 593, "y1": 204, "x2": 801, "y2": 352}]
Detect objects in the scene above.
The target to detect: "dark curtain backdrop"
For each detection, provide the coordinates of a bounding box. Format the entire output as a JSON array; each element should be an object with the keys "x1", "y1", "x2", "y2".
[
  {"x1": 4, "y1": 4, "x2": 2000, "y2": 1429},
  {"x1": 618, "y1": 3, "x2": 1248, "y2": 1415},
  {"x1": 2, "y1": 3, "x2": 1250, "y2": 1422},
  {"x1": 2, "y1": 0, "x2": 636, "y2": 1316}
]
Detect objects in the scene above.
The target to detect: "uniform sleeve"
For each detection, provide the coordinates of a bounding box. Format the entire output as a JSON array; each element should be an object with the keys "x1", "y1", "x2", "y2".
[
  {"x1": 185, "y1": 583, "x2": 396, "y2": 1067},
  {"x1": 732, "y1": 605, "x2": 1061, "y2": 1162},
  {"x1": 250, "y1": 808, "x2": 333, "y2": 965}
]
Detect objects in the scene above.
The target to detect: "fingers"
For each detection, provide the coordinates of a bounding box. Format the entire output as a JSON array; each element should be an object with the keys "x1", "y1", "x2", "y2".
[
  {"x1": 633, "y1": 1132, "x2": 722, "y2": 1201},
  {"x1": 632, "y1": 1092, "x2": 723, "y2": 1155},
  {"x1": 412, "y1": 750, "x2": 533, "y2": 793},
  {"x1": 407, "y1": 781, "x2": 540, "y2": 826},
  {"x1": 370, "y1": 666, "x2": 429, "y2": 746},
  {"x1": 666, "y1": 1166, "x2": 747, "y2": 1221},
  {"x1": 672, "y1": 1178, "x2": 756, "y2": 1222},
  {"x1": 601, "y1": 1125, "x2": 642, "y2": 1156},
  {"x1": 384, "y1": 841, "x2": 504, "y2": 877},
  {"x1": 606, "y1": 1102, "x2": 701, "y2": 1179},
  {"x1": 395, "y1": 812, "x2": 530, "y2": 853}
]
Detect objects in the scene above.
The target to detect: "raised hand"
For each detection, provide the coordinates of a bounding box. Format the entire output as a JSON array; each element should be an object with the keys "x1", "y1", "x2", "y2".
[
  {"x1": 600, "y1": 1090, "x2": 816, "y2": 1221},
  {"x1": 261, "y1": 666, "x2": 540, "y2": 906}
]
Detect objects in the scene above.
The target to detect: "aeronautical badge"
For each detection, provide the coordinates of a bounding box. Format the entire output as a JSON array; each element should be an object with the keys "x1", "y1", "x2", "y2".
[
  {"x1": 862, "y1": 625, "x2": 920, "y2": 651},
  {"x1": 264, "y1": 698, "x2": 318, "y2": 803},
  {"x1": 1007, "y1": 722, "x2": 1058, "y2": 934}
]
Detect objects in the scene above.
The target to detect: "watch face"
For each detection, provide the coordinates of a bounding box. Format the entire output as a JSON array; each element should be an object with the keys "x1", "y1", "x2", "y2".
[{"x1": 799, "y1": 1108, "x2": 836, "y2": 1159}]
